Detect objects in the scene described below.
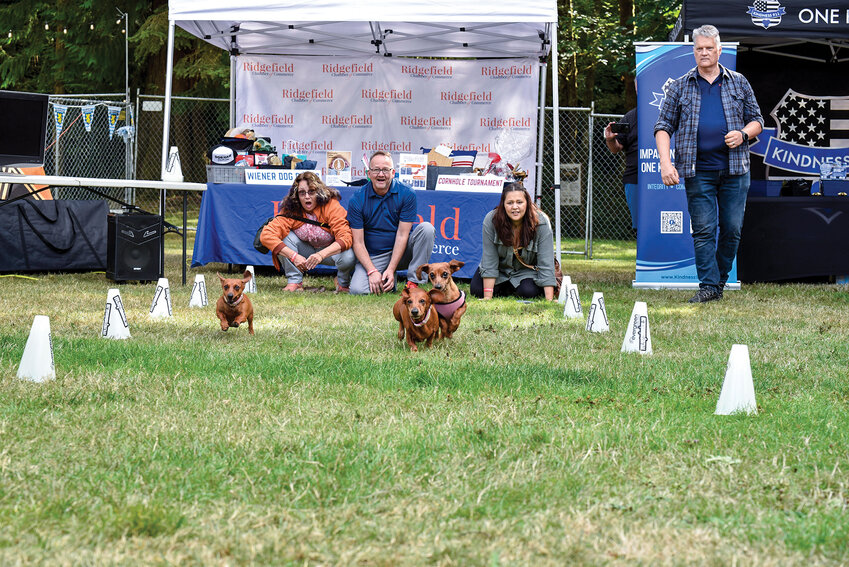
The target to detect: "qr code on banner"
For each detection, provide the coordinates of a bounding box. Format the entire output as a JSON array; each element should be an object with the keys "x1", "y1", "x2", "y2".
[{"x1": 660, "y1": 211, "x2": 683, "y2": 234}]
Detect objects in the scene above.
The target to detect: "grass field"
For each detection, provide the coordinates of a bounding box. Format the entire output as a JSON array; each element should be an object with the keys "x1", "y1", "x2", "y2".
[{"x1": 1, "y1": 235, "x2": 848, "y2": 565}]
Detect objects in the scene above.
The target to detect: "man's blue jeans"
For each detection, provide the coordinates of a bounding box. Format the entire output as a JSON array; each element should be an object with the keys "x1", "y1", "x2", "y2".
[{"x1": 684, "y1": 169, "x2": 750, "y2": 290}]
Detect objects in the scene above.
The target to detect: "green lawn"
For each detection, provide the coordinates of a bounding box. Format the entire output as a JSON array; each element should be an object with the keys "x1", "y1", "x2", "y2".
[{"x1": 1, "y1": 235, "x2": 847, "y2": 565}]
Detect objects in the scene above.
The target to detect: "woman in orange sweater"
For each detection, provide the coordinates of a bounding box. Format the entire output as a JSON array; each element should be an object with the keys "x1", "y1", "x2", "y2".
[{"x1": 259, "y1": 171, "x2": 355, "y2": 292}]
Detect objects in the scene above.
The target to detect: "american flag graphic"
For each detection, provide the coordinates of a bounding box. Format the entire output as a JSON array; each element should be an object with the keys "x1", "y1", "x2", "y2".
[
  {"x1": 771, "y1": 90, "x2": 849, "y2": 149},
  {"x1": 748, "y1": 0, "x2": 785, "y2": 29}
]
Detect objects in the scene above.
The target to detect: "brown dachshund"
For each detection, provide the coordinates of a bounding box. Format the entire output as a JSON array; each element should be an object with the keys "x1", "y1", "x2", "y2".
[
  {"x1": 216, "y1": 270, "x2": 254, "y2": 335},
  {"x1": 392, "y1": 285, "x2": 440, "y2": 351},
  {"x1": 417, "y1": 260, "x2": 466, "y2": 339}
]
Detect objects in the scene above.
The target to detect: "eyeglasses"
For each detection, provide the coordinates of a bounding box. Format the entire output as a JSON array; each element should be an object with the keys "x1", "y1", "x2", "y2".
[
  {"x1": 369, "y1": 168, "x2": 393, "y2": 175},
  {"x1": 297, "y1": 189, "x2": 317, "y2": 197}
]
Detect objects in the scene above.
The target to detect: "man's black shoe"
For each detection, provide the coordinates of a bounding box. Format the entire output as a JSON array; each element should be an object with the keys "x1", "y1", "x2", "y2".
[{"x1": 687, "y1": 288, "x2": 721, "y2": 303}]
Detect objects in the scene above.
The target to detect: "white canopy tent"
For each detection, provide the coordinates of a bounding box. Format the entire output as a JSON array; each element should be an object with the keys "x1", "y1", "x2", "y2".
[{"x1": 164, "y1": 0, "x2": 563, "y2": 255}]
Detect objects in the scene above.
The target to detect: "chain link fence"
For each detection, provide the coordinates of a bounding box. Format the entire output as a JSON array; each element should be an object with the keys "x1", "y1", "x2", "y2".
[
  {"x1": 44, "y1": 94, "x2": 134, "y2": 206},
  {"x1": 135, "y1": 93, "x2": 230, "y2": 226},
  {"x1": 589, "y1": 111, "x2": 632, "y2": 243},
  {"x1": 535, "y1": 107, "x2": 629, "y2": 259}
]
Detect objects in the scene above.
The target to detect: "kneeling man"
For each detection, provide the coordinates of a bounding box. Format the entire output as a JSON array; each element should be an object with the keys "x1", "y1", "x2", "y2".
[{"x1": 347, "y1": 150, "x2": 435, "y2": 295}]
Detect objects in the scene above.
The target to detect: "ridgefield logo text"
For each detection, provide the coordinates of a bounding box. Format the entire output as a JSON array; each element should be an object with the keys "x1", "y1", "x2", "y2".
[
  {"x1": 243, "y1": 62, "x2": 294, "y2": 74},
  {"x1": 322, "y1": 63, "x2": 374, "y2": 75},
  {"x1": 480, "y1": 117, "x2": 532, "y2": 129},
  {"x1": 285, "y1": 140, "x2": 334, "y2": 153},
  {"x1": 282, "y1": 88, "x2": 334, "y2": 101},
  {"x1": 480, "y1": 64, "x2": 533, "y2": 78},
  {"x1": 400, "y1": 116, "x2": 452, "y2": 129},
  {"x1": 362, "y1": 89, "x2": 413, "y2": 102},
  {"x1": 440, "y1": 90, "x2": 493, "y2": 104},
  {"x1": 362, "y1": 140, "x2": 412, "y2": 152},
  {"x1": 321, "y1": 114, "x2": 374, "y2": 128},
  {"x1": 241, "y1": 113, "x2": 294, "y2": 126},
  {"x1": 401, "y1": 64, "x2": 453, "y2": 78}
]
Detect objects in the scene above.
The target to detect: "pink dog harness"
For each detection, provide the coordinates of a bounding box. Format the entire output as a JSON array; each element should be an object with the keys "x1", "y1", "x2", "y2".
[{"x1": 434, "y1": 290, "x2": 466, "y2": 319}]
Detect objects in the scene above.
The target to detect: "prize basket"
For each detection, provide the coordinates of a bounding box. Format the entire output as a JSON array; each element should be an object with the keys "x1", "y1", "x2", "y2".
[{"x1": 206, "y1": 165, "x2": 250, "y2": 184}]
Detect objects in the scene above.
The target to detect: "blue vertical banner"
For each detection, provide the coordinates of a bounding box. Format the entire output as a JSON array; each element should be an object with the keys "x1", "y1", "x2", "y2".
[
  {"x1": 81, "y1": 105, "x2": 96, "y2": 133},
  {"x1": 107, "y1": 106, "x2": 121, "y2": 140},
  {"x1": 633, "y1": 42, "x2": 737, "y2": 288},
  {"x1": 53, "y1": 104, "x2": 68, "y2": 140}
]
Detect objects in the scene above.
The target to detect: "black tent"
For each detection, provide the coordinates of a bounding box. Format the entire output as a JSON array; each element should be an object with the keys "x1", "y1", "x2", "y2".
[
  {"x1": 671, "y1": 1, "x2": 849, "y2": 281},
  {"x1": 671, "y1": 0, "x2": 849, "y2": 180}
]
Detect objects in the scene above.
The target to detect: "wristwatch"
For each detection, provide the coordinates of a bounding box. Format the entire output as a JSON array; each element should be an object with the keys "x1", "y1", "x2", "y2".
[{"x1": 740, "y1": 130, "x2": 749, "y2": 144}]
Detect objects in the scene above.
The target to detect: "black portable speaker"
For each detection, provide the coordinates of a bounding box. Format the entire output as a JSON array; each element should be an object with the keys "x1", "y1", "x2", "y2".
[{"x1": 106, "y1": 213, "x2": 163, "y2": 281}]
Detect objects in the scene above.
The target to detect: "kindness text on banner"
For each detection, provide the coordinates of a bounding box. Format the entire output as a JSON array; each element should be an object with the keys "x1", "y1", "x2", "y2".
[
  {"x1": 634, "y1": 42, "x2": 738, "y2": 288},
  {"x1": 234, "y1": 56, "x2": 540, "y2": 192}
]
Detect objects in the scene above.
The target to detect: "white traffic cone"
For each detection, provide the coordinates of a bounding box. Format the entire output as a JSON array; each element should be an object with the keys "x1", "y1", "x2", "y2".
[
  {"x1": 715, "y1": 344, "x2": 757, "y2": 415},
  {"x1": 189, "y1": 274, "x2": 208, "y2": 307},
  {"x1": 557, "y1": 275, "x2": 572, "y2": 304},
  {"x1": 149, "y1": 277, "x2": 173, "y2": 318},
  {"x1": 585, "y1": 292, "x2": 610, "y2": 333},
  {"x1": 245, "y1": 265, "x2": 257, "y2": 293},
  {"x1": 563, "y1": 283, "x2": 583, "y2": 319},
  {"x1": 17, "y1": 315, "x2": 55, "y2": 383},
  {"x1": 161, "y1": 146, "x2": 184, "y2": 183},
  {"x1": 621, "y1": 301, "x2": 652, "y2": 355},
  {"x1": 101, "y1": 288, "x2": 131, "y2": 339}
]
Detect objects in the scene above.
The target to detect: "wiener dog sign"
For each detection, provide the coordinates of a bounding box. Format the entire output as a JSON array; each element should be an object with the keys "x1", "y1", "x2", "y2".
[{"x1": 244, "y1": 169, "x2": 322, "y2": 185}]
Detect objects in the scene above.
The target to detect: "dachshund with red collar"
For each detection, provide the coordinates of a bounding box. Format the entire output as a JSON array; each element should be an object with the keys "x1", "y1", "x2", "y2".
[
  {"x1": 416, "y1": 260, "x2": 466, "y2": 339},
  {"x1": 393, "y1": 285, "x2": 440, "y2": 351},
  {"x1": 216, "y1": 270, "x2": 254, "y2": 335}
]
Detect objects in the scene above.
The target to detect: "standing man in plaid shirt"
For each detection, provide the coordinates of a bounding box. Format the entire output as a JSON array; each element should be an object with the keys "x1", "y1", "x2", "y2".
[{"x1": 654, "y1": 24, "x2": 763, "y2": 303}]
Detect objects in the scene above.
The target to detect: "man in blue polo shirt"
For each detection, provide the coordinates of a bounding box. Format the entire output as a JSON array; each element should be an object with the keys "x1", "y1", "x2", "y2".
[
  {"x1": 347, "y1": 150, "x2": 435, "y2": 295},
  {"x1": 655, "y1": 24, "x2": 763, "y2": 303}
]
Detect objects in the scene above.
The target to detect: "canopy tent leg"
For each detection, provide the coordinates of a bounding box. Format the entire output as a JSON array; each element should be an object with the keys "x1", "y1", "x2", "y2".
[
  {"x1": 161, "y1": 20, "x2": 176, "y2": 180},
  {"x1": 535, "y1": 60, "x2": 548, "y2": 201},
  {"x1": 586, "y1": 103, "x2": 593, "y2": 258},
  {"x1": 551, "y1": 36, "x2": 562, "y2": 264},
  {"x1": 230, "y1": 54, "x2": 237, "y2": 129},
  {"x1": 159, "y1": 20, "x2": 176, "y2": 276}
]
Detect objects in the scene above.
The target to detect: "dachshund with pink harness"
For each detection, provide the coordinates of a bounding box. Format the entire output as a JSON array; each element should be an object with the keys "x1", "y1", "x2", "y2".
[{"x1": 416, "y1": 260, "x2": 467, "y2": 339}]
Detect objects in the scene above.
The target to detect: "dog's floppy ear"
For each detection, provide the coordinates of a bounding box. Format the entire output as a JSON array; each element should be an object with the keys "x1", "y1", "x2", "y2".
[
  {"x1": 400, "y1": 287, "x2": 411, "y2": 300},
  {"x1": 242, "y1": 269, "x2": 253, "y2": 281},
  {"x1": 217, "y1": 272, "x2": 225, "y2": 283},
  {"x1": 448, "y1": 260, "x2": 465, "y2": 273},
  {"x1": 415, "y1": 264, "x2": 429, "y2": 280}
]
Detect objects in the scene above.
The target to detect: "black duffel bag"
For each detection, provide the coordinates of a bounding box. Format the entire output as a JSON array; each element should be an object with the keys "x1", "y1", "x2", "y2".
[
  {"x1": 780, "y1": 178, "x2": 812, "y2": 197},
  {"x1": 0, "y1": 199, "x2": 107, "y2": 272}
]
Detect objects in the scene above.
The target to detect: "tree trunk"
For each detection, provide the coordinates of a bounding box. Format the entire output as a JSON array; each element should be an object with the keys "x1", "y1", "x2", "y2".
[
  {"x1": 560, "y1": 0, "x2": 578, "y2": 107},
  {"x1": 53, "y1": 0, "x2": 67, "y2": 94},
  {"x1": 619, "y1": 0, "x2": 637, "y2": 108}
]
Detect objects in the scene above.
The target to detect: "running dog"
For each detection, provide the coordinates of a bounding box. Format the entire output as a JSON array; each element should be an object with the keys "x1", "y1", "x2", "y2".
[
  {"x1": 216, "y1": 270, "x2": 254, "y2": 335},
  {"x1": 416, "y1": 260, "x2": 466, "y2": 339},
  {"x1": 393, "y1": 285, "x2": 440, "y2": 351}
]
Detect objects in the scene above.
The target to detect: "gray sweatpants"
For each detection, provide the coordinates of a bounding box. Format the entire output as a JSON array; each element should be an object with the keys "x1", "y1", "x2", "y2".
[
  {"x1": 280, "y1": 232, "x2": 356, "y2": 286},
  {"x1": 349, "y1": 222, "x2": 435, "y2": 295}
]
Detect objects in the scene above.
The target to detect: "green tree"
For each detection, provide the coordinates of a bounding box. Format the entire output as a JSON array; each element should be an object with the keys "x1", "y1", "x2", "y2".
[
  {"x1": 0, "y1": 0, "x2": 148, "y2": 93},
  {"x1": 0, "y1": 0, "x2": 228, "y2": 97},
  {"x1": 556, "y1": 0, "x2": 680, "y2": 113},
  {"x1": 132, "y1": 0, "x2": 228, "y2": 97}
]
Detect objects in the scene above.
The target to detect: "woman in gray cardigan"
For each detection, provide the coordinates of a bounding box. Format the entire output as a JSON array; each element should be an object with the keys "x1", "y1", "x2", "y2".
[{"x1": 471, "y1": 181, "x2": 556, "y2": 300}]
